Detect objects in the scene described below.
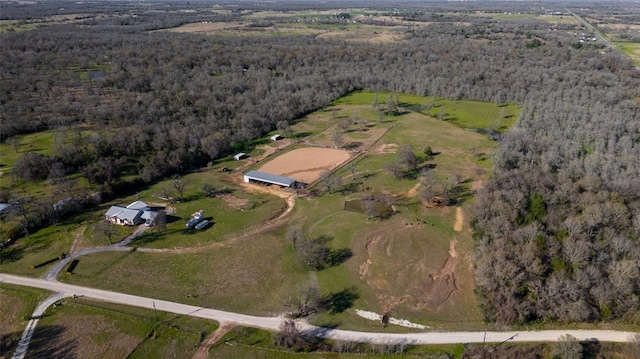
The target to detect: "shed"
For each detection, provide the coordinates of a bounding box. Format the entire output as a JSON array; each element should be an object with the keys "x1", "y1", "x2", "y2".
[
  {"x1": 233, "y1": 153, "x2": 247, "y2": 161},
  {"x1": 243, "y1": 170, "x2": 296, "y2": 187},
  {"x1": 270, "y1": 134, "x2": 283, "y2": 141}
]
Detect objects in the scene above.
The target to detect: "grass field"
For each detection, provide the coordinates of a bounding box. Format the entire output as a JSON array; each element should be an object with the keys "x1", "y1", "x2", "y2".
[
  {"x1": 20, "y1": 297, "x2": 218, "y2": 358},
  {"x1": 471, "y1": 13, "x2": 579, "y2": 25},
  {"x1": 613, "y1": 41, "x2": 640, "y2": 66},
  {"x1": 2, "y1": 92, "x2": 518, "y2": 340},
  {"x1": 167, "y1": 21, "x2": 409, "y2": 43},
  {"x1": 0, "y1": 284, "x2": 50, "y2": 357}
]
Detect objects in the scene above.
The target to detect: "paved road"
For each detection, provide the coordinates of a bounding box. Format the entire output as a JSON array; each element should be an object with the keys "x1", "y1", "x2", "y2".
[
  {"x1": 567, "y1": 10, "x2": 615, "y2": 49},
  {"x1": 1, "y1": 273, "x2": 636, "y2": 345}
]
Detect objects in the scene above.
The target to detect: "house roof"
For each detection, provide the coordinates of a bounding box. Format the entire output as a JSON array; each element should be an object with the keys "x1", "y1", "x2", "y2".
[
  {"x1": 244, "y1": 170, "x2": 296, "y2": 186},
  {"x1": 106, "y1": 206, "x2": 143, "y2": 222},
  {"x1": 105, "y1": 205, "x2": 126, "y2": 217},
  {"x1": 0, "y1": 203, "x2": 10, "y2": 214},
  {"x1": 141, "y1": 210, "x2": 158, "y2": 220},
  {"x1": 127, "y1": 200, "x2": 149, "y2": 210}
]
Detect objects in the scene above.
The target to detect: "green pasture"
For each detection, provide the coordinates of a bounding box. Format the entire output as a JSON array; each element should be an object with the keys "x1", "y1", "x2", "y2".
[
  {"x1": 0, "y1": 131, "x2": 55, "y2": 170},
  {"x1": 0, "y1": 21, "x2": 39, "y2": 33},
  {"x1": 0, "y1": 222, "x2": 82, "y2": 277},
  {"x1": 2, "y1": 91, "x2": 517, "y2": 333},
  {"x1": 613, "y1": 41, "x2": 640, "y2": 66},
  {"x1": 27, "y1": 297, "x2": 217, "y2": 358},
  {"x1": 59, "y1": 230, "x2": 308, "y2": 315}
]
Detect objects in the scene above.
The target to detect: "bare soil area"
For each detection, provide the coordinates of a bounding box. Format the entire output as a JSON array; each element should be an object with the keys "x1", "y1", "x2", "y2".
[
  {"x1": 192, "y1": 322, "x2": 235, "y2": 359},
  {"x1": 453, "y1": 207, "x2": 463, "y2": 232},
  {"x1": 357, "y1": 223, "x2": 461, "y2": 314},
  {"x1": 371, "y1": 143, "x2": 398, "y2": 154},
  {"x1": 258, "y1": 147, "x2": 351, "y2": 183},
  {"x1": 218, "y1": 194, "x2": 250, "y2": 210}
]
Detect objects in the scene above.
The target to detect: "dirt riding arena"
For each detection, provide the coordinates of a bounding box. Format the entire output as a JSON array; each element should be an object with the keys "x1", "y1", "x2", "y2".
[{"x1": 258, "y1": 147, "x2": 351, "y2": 184}]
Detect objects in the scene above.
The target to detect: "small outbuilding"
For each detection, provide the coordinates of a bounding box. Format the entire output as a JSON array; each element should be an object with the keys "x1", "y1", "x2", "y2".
[
  {"x1": 270, "y1": 134, "x2": 283, "y2": 141},
  {"x1": 233, "y1": 153, "x2": 247, "y2": 161},
  {"x1": 243, "y1": 170, "x2": 296, "y2": 188}
]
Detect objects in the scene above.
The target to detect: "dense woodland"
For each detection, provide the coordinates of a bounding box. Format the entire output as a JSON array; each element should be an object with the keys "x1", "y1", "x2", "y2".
[{"x1": 1, "y1": 0, "x2": 639, "y2": 325}]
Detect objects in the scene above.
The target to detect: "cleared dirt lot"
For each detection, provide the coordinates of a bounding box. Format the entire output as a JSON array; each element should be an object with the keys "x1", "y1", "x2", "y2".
[{"x1": 258, "y1": 147, "x2": 351, "y2": 183}]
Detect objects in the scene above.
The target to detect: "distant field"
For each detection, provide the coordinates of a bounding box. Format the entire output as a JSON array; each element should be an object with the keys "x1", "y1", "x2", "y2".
[
  {"x1": 165, "y1": 21, "x2": 411, "y2": 43},
  {"x1": 471, "y1": 13, "x2": 579, "y2": 24},
  {"x1": 613, "y1": 41, "x2": 640, "y2": 66}
]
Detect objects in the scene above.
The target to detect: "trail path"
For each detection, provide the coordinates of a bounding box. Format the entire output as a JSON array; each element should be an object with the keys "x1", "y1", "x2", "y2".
[
  {"x1": 453, "y1": 207, "x2": 463, "y2": 232},
  {"x1": 191, "y1": 322, "x2": 235, "y2": 359},
  {"x1": 1, "y1": 273, "x2": 636, "y2": 346}
]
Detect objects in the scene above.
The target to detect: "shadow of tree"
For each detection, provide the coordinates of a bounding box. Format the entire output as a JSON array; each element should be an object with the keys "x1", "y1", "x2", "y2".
[
  {"x1": 327, "y1": 248, "x2": 353, "y2": 267},
  {"x1": 165, "y1": 215, "x2": 181, "y2": 224},
  {"x1": 321, "y1": 287, "x2": 359, "y2": 314},
  {"x1": 1, "y1": 325, "x2": 79, "y2": 359},
  {"x1": 448, "y1": 184, "x2": 473, "y2": 205},
  {"x1": 0, "y1": 245, "x2": 24, "y2": 264},
  {"x1": 582, "y1": 338, "x2": 601, "y2": 359}
]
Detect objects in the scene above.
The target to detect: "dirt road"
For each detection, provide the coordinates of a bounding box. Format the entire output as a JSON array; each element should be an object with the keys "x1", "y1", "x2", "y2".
[{"x1": 2, "y1": 273, "x2": 636, "y2": 345}]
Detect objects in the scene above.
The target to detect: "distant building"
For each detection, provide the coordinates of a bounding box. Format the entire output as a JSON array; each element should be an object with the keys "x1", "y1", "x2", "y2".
[
  {"x1": 233, "y1": 153, "x2": 247, "y2": 161},
  {"x1": 270, "y1": 134, "x2": 283, "y2": 141},
  {"x1": 243, "y1": 170, "x2": 296, "y2": 188}
]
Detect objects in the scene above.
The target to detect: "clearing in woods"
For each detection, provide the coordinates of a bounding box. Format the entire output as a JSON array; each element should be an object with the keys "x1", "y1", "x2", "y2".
[{"x1": 9, "y1": 91, "x2": 515, "y2": 334}]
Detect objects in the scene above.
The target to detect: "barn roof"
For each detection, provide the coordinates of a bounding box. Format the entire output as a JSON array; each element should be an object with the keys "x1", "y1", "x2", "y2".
[{"x1": 244, "y1": 170, "x2": 296, "y2": 186}]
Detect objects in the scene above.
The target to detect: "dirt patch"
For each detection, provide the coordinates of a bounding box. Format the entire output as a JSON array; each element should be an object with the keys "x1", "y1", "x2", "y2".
[
  {"x1": 407, "y1": 183, "x2": 420, "y2": 198},
  {"x1": 218, "y1": 194, "x2": 250, "y2": 210},
  {"x1": 69, "y1": 226, "x2": 92, "y2": 253},
  {"x1": 453, "y1": 207, "x2": 463, "y2": 232},
  {"x1": 471, "y1": 179, "x2": 484, "y2": 193},
  {"x1": 371, "y1": 143, "x2": 398, "y2": 154},
  {"x1": 192, "y1": 322, "x2": 235, "y2": 359},
  {"x1": 413, "y1": 240, "x2": 459, "y2": 310},
  {"x1": 601, "y1": 23, "x2": 640, "y2": 30},
  {"x1": 358, "y1": 224, "x2": 460, "y2": 313},
  {"x1": 258, "y1": 147, "x2": 351, "y2": 184}
]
